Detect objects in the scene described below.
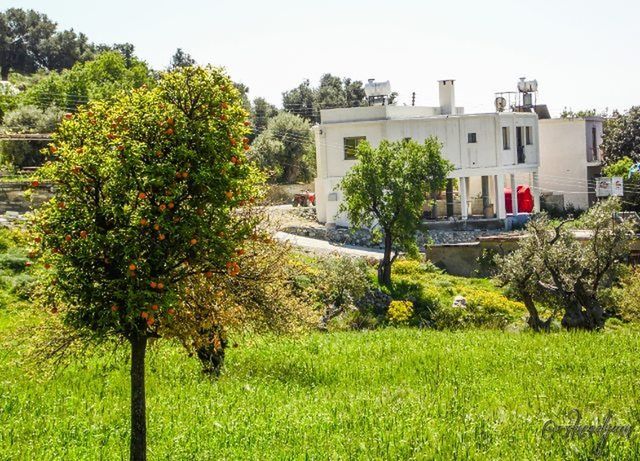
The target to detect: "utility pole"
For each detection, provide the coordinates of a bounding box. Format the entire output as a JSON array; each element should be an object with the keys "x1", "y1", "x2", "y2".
[{"x1": 411, "y1": 92, "x2": 416, "y2": 106}]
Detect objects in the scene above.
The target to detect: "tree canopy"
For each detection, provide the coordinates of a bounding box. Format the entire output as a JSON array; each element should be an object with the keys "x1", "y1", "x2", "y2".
[
  {"x1": 250, "y1": 111, "x2": 315, "y2": 183},
  {"x1": 0, "y1": 8, "x2": 93, "y2": 80},
  {"x1": 283, "y1": 74, "x2": 379, "y2": 123},
  {"x1": 169, "y1": 48, "x2": 196, "y2": 69},
  {"x1": 602, "y1": 106, "x2": 640, "y2": 165},
  {"x1": 20, "y1": 51, "x2": 154, "y2": 112},
  {"x1": 339, "y1": 138, "x2": 452, "y2": 285}
]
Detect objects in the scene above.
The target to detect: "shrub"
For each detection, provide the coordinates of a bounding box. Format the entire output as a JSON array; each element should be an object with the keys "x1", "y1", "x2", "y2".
[
  {"x1": 387, "y1": 279, "x2": 442, "y2": 325},
  {"x1": 0, "y1": 105, "x2": 64, "y2": 167},
  {"x1": 604, "y1": 269, "x2": 640, "y2": 323},
  {"x1": 433, "y1": 289, "x2": 525, "y2": 330},
  {"x1": 387, "y1": 300, "x2": 414, "y2": 325},
  {"x1": 391, "y1": 258, "x2": 440, "y2": 276}
]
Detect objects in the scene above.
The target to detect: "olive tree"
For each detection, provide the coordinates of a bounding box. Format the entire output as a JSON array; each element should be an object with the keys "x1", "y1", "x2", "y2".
[
  {"x1": 339, "y1": 139, "x2": 452, "y2": 286},
  {"x1": 29, "y1": 66, "x2": 263, "y2": 460},
  {"x1": 497, "y1": 199, "x2": 634, "y2": 331}
]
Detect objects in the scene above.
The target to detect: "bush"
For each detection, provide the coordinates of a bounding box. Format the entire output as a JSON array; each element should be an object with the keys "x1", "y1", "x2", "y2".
[
  {"x1": 392, "y1": 259, "x2": 440, "y2": 276},
  {"x1": 387, "y1": 300, "x2": 414, "y2": 325},
  {"x1": 0, "y1": 105, "x2": 64, "y2": 167},
  {"x1": 604, "y1": 269, "x2": 640, "y2": 323},
  {"x1": 433, "y1": 289, "x2": 525, "y2": 330}
]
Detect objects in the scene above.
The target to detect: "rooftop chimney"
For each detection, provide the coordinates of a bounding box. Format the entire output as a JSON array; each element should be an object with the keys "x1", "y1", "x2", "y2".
[{"x1": 439, "y1": 80, "x2": 456, "y2": 115}]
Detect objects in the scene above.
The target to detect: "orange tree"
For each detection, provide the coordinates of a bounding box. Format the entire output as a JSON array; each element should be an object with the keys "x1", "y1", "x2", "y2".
[{"x1": 28, "y1": 66, "x2": 263, "y2": 461}]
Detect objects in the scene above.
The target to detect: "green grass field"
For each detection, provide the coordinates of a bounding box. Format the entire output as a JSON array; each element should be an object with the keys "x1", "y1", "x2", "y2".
[{"x1": 1, "y1": 309, "x2": 639, "y2": 460}]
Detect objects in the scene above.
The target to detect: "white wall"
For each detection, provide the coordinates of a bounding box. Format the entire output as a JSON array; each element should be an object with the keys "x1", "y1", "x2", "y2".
[
  {"x1": 314, "y1": 108, "x2": 539, "y2": 225},
  {"x1": 539, "y1": 118, "x2": 602, "y2": 209},
  {"x1": 538, "y1": 118, "x2": 602, "y2": 210}
]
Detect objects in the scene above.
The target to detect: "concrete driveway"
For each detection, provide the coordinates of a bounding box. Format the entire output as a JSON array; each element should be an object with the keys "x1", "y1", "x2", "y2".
[{"x1": 274, "y1": 231, "x2": 385, "y2": 260}]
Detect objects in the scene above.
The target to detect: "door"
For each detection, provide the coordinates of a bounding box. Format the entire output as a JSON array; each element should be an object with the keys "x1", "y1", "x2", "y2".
[{"x1": 516, "y1": 127, "x2": 525, "y2": 164}]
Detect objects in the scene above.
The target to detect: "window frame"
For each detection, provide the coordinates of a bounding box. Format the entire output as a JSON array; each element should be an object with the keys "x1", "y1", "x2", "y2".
[
  {"x1": 525, "y1": 126, "x2": 533, "y2": 145},
  {"x1": 502, "y1": 127, "x2": 511, "y2": 150},
  {"x1": 467, "y1": 132, "x2": 477, "y2": 144},
  {"x1": 343, "y1": 136, "x2": 366, "y2": 160}
]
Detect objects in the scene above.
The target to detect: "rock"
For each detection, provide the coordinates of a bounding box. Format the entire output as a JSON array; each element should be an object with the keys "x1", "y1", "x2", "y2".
[
  {"x1": 356, "y1": 289, "x2": 392, "y2": 316},
  {"x1": 452, "y1": 295, "x2": 467, "y2": 308}
]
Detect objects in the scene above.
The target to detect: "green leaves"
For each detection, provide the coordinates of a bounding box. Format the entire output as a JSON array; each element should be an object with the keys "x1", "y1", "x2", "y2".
[
  {"x1": 339, "y1": 138, "x2": 452, "y2": 246},
  {"x1": 30, "y1": 66, "x2": 264, "y2": 339}
]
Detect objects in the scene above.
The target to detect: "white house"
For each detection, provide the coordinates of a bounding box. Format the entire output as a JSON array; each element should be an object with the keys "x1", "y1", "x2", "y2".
[
  {"x1": 313, "y1": 80, "x2": 541, "y2": 227},
  {"x1": 538, "y1": 117, "x2": 604, "y2": 210}
]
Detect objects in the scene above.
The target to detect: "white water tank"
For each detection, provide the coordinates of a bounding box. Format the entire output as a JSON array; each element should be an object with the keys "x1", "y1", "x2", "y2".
[
  {"x1": 517, "y1": 78, "x2": 538, "y2": 93},
  {"x1": 364, "y1": 79, "x2": 391, "y2": 98}
]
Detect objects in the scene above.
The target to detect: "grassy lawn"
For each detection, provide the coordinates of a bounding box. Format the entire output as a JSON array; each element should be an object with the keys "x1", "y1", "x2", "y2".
[{"x1": 1, "y1": 309, "x2": 639, "y2": 460}]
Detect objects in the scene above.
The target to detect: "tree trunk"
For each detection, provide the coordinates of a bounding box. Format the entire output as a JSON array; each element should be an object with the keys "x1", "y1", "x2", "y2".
[
  {"x1": 378, "y1": 232, "x2": 393, "y2": 287},
  {"x1": 0, "y1": 66, "x2": 9, "y2": 81},
  {"x1": 130, "y1": 334, "x2": 148, "y2": 461},
  {"x1": 523, "y1": 293, "x2": 551, "y2": 332}
]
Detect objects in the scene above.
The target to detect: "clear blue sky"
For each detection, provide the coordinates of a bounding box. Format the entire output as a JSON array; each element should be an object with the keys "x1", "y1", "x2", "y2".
[{"x1": 6, "y1": 0, "x2": 639, "y2": 115}]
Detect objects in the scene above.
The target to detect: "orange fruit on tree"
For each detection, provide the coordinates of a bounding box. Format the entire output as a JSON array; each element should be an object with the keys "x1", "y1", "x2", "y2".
[
  {"x1": 49, "y1": 145, "x2": 57, "y2": 154},
  {"x1": 44, "y1": 263, "x2": 51, "y2": 270},
  {"x1": 225, "y1": 191, "x2": 233, "y2": 200},
  {"x1": 65, "y1": 235, "x2": 72, "y2": 242},
  {"x1": 236, "y1": 249, "x2": 245, "y2": 256},
  {"x1": 34, "y1": 236, "x2": 41, "y2": 243},
  {"x1": 140, "y1": 218, "x2": 148, "y2": 226},
  {"x1": 168, "y1": 308, "x2": 175, "y2": 315},
  {"x1": 79, "y1": 230, "x2": 88, "y2": 239},
  {"x1": 58, "y1": 202, "x2": 65, "y2": 209},
  {"x1": 151, "y1": 304, "x2": 159, "y2": 311},
  {"x1": 138, "y1": 192, "x2": 147, "y2": 200},
  {"x1": 147, "y1": 317, "x2": 155, "y2": 326},
  {"x1": 153, "y1": 223, "x2": 160, "y2": 231},
  {"x1": 167, "y1": 117, "x2": 174, "y2": 126},
  {"x1": 141, "y1": 312, "x2": 148, "y2": 319},
  {"x1": 150, "y1": 281, "x2": 157, "y2": 289},
  {"x1": 117, "y1": 145, "x2": 125, "y2": 151},
  {"x1": 111, "y1": 305, "x2": 119, "y2": 312},
  {"x1": 31, "y1": 180, "x2": 40, "y2": 187},
  {"x1": 65, "y1": 113, "x2": 73, "y2": 120},
  {"x1": 181, "y1": 171, "x2": 189, "y2": 179},
  {"x1": 157, "y1": 282, "x2": 165, "y2": 290},
  {"x1": 205, "y1": 271, "x2": 213, "y2": 278},
  {"x1": 168, "y1": 202, "x2": 175, "y2": 209},
  {"x1": 159, "y1": 204, "x2": 166, "y2": 212},
  {"x1": 129, "y1": 263, "x2": 137, "y2": 271},
  {"x1": 230, "y1": 156, "x2": 238, "y2": 164},
  {"x1": 158, "y1": 234, "x2": 166, "y2": 241},
  {"x1": 165, "y1": 128, "x2": 174, "y2": 135},
  {"x1": 190, "y1": 238, "x2": 198, "y2": 245}
]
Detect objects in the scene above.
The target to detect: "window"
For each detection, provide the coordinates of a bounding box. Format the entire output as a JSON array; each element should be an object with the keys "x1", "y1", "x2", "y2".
[
  {"x1": 467, "y1": 133, "x2": 477, "y2": 143},
  {"x1": 502, "y1": 127, "x2": 510, "y2": 150},
  {"x1": 525, "y1": 126, "x2": 533, "y2": 145},
  {"x1": 590, "y1": 126, "x2": 598, "y2": 162},
  {"x1": 344, "y1": 136, "x2": 366, "y2": 159}
]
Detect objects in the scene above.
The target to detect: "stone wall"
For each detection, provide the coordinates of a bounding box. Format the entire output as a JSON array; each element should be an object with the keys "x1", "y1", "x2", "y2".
[{"x1": 0, "y1": 181, "x2": 53, "y2": 226}]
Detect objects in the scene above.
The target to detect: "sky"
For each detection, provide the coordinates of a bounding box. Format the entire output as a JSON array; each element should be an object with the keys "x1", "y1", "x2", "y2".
[{"x1": 6, "y1": 0, "x2": 640, "y2": 116}]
